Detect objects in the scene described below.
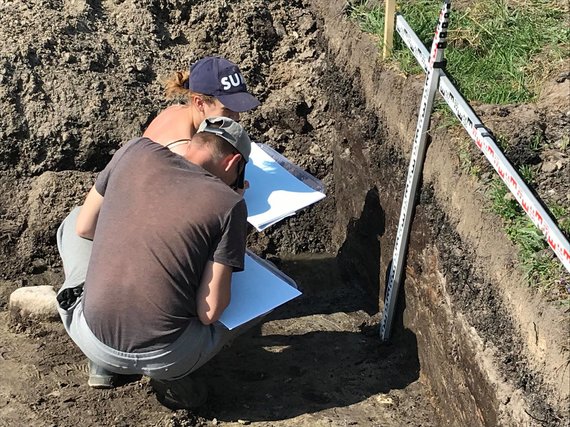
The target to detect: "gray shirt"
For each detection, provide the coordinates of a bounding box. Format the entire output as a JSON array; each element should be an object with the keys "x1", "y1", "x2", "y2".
[{"x1": 83, "y1": 137, "x2": 247, "y2": 353}]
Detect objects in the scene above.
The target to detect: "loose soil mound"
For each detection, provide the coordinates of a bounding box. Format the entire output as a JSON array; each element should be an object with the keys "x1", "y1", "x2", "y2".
[{"x1": 0, "y1": 0, "x2": 568, "y2": 426}]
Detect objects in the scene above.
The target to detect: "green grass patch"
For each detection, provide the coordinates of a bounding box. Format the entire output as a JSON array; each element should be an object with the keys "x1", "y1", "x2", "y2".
[
  {"x1": 347, "y1": 0, "x2": 570, "y2": 298},
  {"x1": 347, "y1": 0, "x2": 569, "y2": 104},
  {"x1": 488, "y1": 178, "x2": 570, "y2": 301}
]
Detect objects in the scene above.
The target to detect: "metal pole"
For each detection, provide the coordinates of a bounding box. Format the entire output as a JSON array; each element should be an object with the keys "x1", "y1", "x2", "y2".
[
  {"x1": 380, "y1": 0, "x2": 451, "y2": 342},
  {"x1": 396, "y1": 10, "x2": 570, "y2": 272}
]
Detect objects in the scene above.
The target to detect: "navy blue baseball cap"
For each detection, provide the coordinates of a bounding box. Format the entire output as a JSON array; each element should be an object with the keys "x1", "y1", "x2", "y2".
[{"x1": 189, "y1": 56, "x2": 260, "y2": 113}]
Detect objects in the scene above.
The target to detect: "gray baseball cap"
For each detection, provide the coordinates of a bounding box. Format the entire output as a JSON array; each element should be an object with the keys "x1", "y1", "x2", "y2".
[{"x1": 196, "y1": 116, "x2": 251, "y2": 162}]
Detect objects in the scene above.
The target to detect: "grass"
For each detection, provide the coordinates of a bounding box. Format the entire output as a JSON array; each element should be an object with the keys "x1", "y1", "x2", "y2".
[
  {"x1": 347, "y1": 0, "x2": 569, "y2": 104},
  {"x1": 347, "y1": 0, "x2": 570, "y2": 299},
  {"x1": 488, "y1": 178, "x2": 570, "y2": 302},
  {"x1": 475, "y1": 130, "x2": 568, "y2": 301}
]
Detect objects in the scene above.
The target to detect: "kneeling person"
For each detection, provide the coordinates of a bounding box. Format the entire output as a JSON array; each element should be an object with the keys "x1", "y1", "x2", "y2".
[{"x1": 56, "y1": 117, "x2": 252, "y2": 409}]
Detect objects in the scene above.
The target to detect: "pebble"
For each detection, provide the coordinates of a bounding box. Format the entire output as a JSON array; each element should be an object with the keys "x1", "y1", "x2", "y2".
[
  {"x1": 541, "y1": 161, "x2": 558, "y2": 173},
  {"x1": 274, "y1": 22, "x2": 286, "y2": 37},
  {"x1": 376, "y1": 394, "x2": 394, "y2": 405},
  {"x1": 503, "y1": 192, "x2": 516, "y2": 202},
  {"x1": 555, "y1": 71, "x2": 570, "y2": 83}
]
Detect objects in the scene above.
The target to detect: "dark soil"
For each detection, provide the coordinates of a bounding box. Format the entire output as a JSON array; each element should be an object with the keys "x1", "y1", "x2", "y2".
[
  {"x1": 0, "y1": 0, "x2": 437, "y2": 426},
  {"x1": 1, "y1": 0, "x2": 568, "y2": 426}
]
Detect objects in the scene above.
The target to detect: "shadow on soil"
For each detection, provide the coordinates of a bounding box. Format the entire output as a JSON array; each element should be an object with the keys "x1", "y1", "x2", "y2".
[
  {"x1": 195, "y1": 252, "x2": 420, "y2": 422},
  {"x1": 337, "y1": 187, "x2": 385, "y2": 314}
]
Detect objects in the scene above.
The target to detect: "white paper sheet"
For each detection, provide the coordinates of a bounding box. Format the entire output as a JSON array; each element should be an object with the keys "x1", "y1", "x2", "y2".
[
  {"x1": 244, "y1": 143, "x2": 326, "y2": 231},
  {"x1": 219, "y1": 251, "x2": 302, "y2": 330}
]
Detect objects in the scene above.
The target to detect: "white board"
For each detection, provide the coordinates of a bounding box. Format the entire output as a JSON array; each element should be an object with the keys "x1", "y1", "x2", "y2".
[
  {"x1": 219, "y1": 251, "x2": 302, "y2": 330},
  {"x1": 244, "y1": 143, "x2": 326, "y2": 231}
]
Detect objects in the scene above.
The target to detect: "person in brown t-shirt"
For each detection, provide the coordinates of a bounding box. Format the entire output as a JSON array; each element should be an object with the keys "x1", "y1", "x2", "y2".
[{"x1": 56, "y1": 117, "x2": 255, "y2": 410}]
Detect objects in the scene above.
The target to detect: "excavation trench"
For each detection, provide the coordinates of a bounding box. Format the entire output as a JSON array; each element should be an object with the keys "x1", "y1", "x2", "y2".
[
  {"x1": 305, "y1": 2, "x2": 569, "y2": 426},
  {"x1": 0, "y1": 0, "x2": 568, "y2": 426}
]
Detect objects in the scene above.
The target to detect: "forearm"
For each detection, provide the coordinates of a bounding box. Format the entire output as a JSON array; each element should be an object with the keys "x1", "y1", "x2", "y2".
[
  {"x1": 196, "y1": 261, "x2": 232, "y2": 325},
  {"x1": 76, "y1": 186, "x2": 104, "y2": 240}
]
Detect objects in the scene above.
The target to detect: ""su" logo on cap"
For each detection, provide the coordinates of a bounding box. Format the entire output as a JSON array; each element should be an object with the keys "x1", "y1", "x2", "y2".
[{"x1": 221, "y1": 73, "x2": 245, "y2": 91}]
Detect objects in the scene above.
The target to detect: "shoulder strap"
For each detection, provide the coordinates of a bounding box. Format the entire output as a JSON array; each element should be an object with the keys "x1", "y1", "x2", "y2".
[{"x1": 165, "y1": 139, "x2": 191, "y2": 150}]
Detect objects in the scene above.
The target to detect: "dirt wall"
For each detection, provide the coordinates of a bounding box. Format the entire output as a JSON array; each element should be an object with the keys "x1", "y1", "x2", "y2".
[
  {"x1": 1, "y1": 1, "x2": 435, "y2": 425},
  {"x1": 310, "y1": 0, "x2": 569, "y2": 425},
  {"x1": 0, "y1": 0, "x2": 568, "y2": 425}
]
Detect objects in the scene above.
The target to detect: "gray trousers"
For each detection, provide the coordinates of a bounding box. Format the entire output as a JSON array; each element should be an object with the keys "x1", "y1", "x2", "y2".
[{"x1": 56, "y1": 207, "x2": 260, "y2": 380}]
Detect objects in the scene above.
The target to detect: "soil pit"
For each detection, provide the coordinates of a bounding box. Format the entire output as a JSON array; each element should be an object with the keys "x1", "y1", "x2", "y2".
[{"x1": 1, "y1": 1, "x2": 568, "y2": 426}]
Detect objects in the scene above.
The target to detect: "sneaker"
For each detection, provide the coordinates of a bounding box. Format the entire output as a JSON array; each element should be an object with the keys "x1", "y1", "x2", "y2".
[
  {"x1": 150, "y1": 375, "x2": 208, "y2": 410},
  {"x1": 88, "y1": 360, "x2": 116, "y2": 389}
]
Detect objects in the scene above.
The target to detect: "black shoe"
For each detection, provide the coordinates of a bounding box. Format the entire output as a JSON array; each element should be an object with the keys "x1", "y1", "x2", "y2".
[
  {"x1": 88, "y1": 360, "x2": 116, "y2": 389},
  {"x1": 151, "y1": 376, "x2": 208, "y2": 410}
]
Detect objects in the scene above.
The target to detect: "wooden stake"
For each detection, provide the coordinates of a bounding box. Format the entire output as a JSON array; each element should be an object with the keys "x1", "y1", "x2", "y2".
[{"x1": 383, "y1": 0, "x2": 396, "y2": 59}]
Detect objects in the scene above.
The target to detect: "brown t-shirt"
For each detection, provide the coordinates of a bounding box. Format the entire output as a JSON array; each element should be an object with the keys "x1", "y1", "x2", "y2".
[{"x1": 82, "y1": 137, "x2": 247, "y2": 353}]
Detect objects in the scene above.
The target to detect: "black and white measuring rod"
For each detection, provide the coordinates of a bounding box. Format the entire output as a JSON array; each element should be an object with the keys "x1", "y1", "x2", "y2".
[
  {"x1": 395, "y1": 11, "x2": 570, "y2": 273},
  {"x1": 380, "y1": 0, "x2": 452, "y2": 342}
]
